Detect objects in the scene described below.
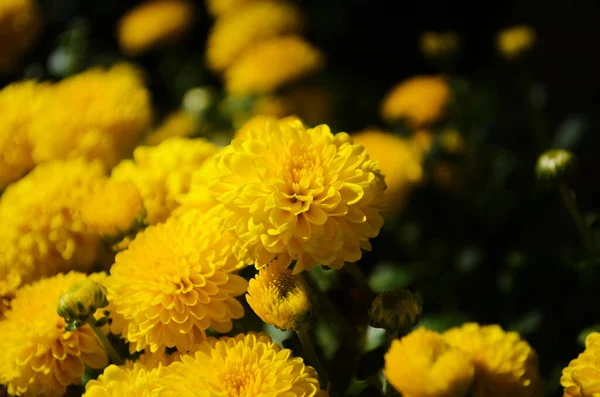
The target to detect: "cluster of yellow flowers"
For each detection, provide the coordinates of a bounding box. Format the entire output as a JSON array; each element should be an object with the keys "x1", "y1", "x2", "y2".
[{"x1": 561, "y1": 332, "x2": 600, "y2": 397}]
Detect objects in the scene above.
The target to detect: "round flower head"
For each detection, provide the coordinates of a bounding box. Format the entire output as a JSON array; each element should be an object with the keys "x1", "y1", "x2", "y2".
[
  {"x1": 158, "y1": 332, "x2": 323, "y2": 396},
  {"x1": 185, "y1": 117, "x2": 386, "y2": 273},
  {"x1": 0, "y1": 0, "x2": 41, "y2": 72},
  {"x1": 496, "y1": 25, "x2": 536, "y2": 59},
  {"x1": 0, "y1": 272, "x2": 109, "y2": 397},
  {"x1": 246, "y1": 262, "x2": 311, "y2": 331},
  {"x1": 225, "y1": 35, "x2": 324, "y2": 95},
  {"x1": 561, "y1": 332, "x2": 600, "y2": 397},
  {"x1": 118, "y1": 0, "x2": 194, "y2": 56},
  {"x1": 145, "y1": 110, "x2": 197, "y2": 145},
  {"x1": 352, "y1": 129, "x2": 424, "y2": 213},
  {"x1": 111, "y1": 137, "x2": 218, "y2": 225},
  {"x1": 381, "y1": 75, "x2": 450, "y2": 128},
  {"x1": 384, "y1": 327, "x2": 475, "y2": 397},
  {"x1": 107, "y1": 213, "x2": 248, "y2": 353},
  {"x1": 30, "y1": 64, "x2": 152, "y2": 167},
  {"x1": 419, "y1": 31, "x2": 460, "y2": 59},
  {"x1": 207, "y1": 0, "x2": 304, "y2": 72},
  {"x1": 443, "y1": 323, "x2": 542, "y2": 397},
  {"x1": 0, "y1": 160, "x2": 105, "y2": 295}
]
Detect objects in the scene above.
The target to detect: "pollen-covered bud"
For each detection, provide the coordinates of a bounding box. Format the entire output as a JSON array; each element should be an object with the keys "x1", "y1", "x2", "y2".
[
  {"x1": 57, "y1": 279, "x2": 108, "y2": 324},
  {"x1": 369, "y1": 288, "x2": 422, "y2": 333}
]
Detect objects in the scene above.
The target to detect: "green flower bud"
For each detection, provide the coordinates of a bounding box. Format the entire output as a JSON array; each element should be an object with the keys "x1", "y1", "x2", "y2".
[
  {"x1": 369, "y1": 288, "x2": 422, "y2": 333},
  {"x1": 536, "y1": 149, "x2": 576, "y2": 183},
  {"x1": 57, "y1": 280, "x2": 108, "y2": 324}
]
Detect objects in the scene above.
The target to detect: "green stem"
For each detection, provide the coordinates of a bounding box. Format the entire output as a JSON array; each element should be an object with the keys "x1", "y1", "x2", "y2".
[
  {"x1": 302, "y1": 273, "x2": 350, "y2": 335},
  {"x1": 297, "y1": 329, "x2": 330, "y2": 390},
  {"x1": 86, "y1": 315, "x2": 124, "y2": 365},
  {"x1": 345, "y1": 262, "x2": 375, "y2": 302},
  {"x1": 558, "y1": 183, "x2": 600, "y2": 258}
]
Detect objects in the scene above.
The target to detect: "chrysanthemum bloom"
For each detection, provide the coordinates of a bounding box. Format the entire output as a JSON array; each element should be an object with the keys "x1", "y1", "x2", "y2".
[
  {"x1": 381, "y1": 75, "x2": 450, "y2": 128},
  {"x1": 496, "y1": 26, "x2": 536, "y2": 59},
  {"x1": 384, "y1": 327, "x2": 475, "y2": 397},
  {"x1": 0, "y1": 160, "x2": 105, "y2": 294},
  {"x1": 352, "y1": 129, "x2": 423, "y2": 213},
  {"x1": 207, "y1": 1, "x2": 304, "y2": 72},
  {"x1": 81, "y1": 180, "x2": 146, "y2": 238},
  {"x1": 0, "y1": 0, "x2": 41, "y2": 72},
  {"x1": 443, "y1": 323, "x2": 542, "y2": 397},
  {"x1": 29, "y1": 64, "x2": 152, "y2": 167},
  {"x1": 419, "y1": 31, "x2": 460, "y2": 58},
  {"x1": 145, "y1": 110, "x2": 197, "y2": 145},
  {"x1": 184, "y1": 117, "x2": 386, "y2": 273},
  {"x1": 246, "y1": 263, "x2": 311, "y2": 331},
  {"x1": 561, "y1": 332, "x2": 600, "y2": 397},
  {"x1": 118, "y1": 0, "x2": 194, "y2": 56},
  {"x1": 233, "y1": 114, "x2": 304, "y2": 140},
  {"x1": 107, "y1": 213, "x2": 248, "y2": 353},
  {"x1": 226, "y1": 36, "x2": 324, "y2": 95},
  {"x1": 111, "y1": 137, "x2": 217, "y2": 225},
  {"x1": 0, "y1": 272, "x2": 109, "y2": 397},
  {"x1": 0, "y1": 80, "x2": 52, "y2": 189},
  {"x1": 205, "y1": 0, "x2": 258, "y2": 17},
  {"x1": 158, "y1": 332, "x2": 324, "y2": 396}
]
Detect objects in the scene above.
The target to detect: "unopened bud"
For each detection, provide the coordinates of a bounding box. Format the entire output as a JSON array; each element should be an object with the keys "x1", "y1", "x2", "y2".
[
  {"x1": 57, "y1": 279, "x2": 108, "y2": 323},
  {"x1": 369, "y1": 288, "x2": 422, "y2": 333},
  {"x1": 535, "y1": 149, "x2": 576, "y2": 183}
]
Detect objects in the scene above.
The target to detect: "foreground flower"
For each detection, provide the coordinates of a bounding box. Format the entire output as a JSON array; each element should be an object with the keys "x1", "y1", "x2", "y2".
[
  {"x1": 207, "y1": 0, "x2": 304, "y2": 72},
  {"x1": 246, "y1": 263, "x2": 311, "y2": 331},
  {"x1": 30, "y1": 64, "x2": 152, "y2": 167},
  {"x1": 384, "y1": 327, "x2": 474, "y2": 397},
  {"x1": 419, "y1": 31, "x2": 460, "y2": 58},
  {"x1": 226, "y1": 36, "x2": 324, "y2": 95},
  {"x1": 561, "y1": 332, "x2": 600, "y2": 397},
  {"x1": 443, "y1": 323, "x2": 542, "y2": 397},
  {"x1": 0, "y1": 0, "x2": 41, "y2": 71},
  {"x1": 496, "y1": 25, "x2": 536, "y2": 59},
  {"x1": 118, "y1": 0, "x2": 194, "y2": 56},
  {"x1": 0, "y1": 160, "x2": 105, "y2": 295},
  {"x1": 183, "y1": 117, "x2": 386, "y2": 272},
  {"x1": 381, "y1": 75, "x2": 450, "y2": 128},
  {"x1": 145, "y1": 110, "x2": 197, "y2": 145},
  {"x1": 158, "y1": 333, "x2": 324, "y2": 396},
  {"x1": 352, "y1": 129, "x2": 424, "y2": 213},
  {"x1": 111, "y1": 137, "x2": 218, "y2": 225},
  {"x1": 107, "y1": 213, "x2": 248, "y2": 353},
  {"x1": 0, "y1": 272, "x2": 108, "y2": 397}
]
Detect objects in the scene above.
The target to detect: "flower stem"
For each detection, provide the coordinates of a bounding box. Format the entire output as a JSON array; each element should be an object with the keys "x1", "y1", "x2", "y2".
[
  {"x1": 297, "y1": 328, "x2": 330, "y2": 390},
  {"x1": 86, "y1": 315, "x2": 124, "y2": 365},
  {"x1": 345, "y1": 262, "x2": 375, "y2": 302},
  {"x1": 302, "y1": 272, "x2": 350, "y2": 335},
  {"x1": 558, "y1": 182, "x2": 600, "y2": 258}
]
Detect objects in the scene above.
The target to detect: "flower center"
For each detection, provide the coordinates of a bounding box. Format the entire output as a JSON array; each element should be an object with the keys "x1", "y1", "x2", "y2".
[
  {"x1": 222, "y1": 366, "x2": 255, "y2": 397},
  {"x1": 284, "y1": 152, "x2": 318, "y2": 184},
  {"x1": 270, "y1": 271, "x2": 297, "y2": 299}
]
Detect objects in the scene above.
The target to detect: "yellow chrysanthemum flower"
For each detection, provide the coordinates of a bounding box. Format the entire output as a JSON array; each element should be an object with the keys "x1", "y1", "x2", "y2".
[
  {"x1": 352, "y1": 129, "x2": 423, "y2": 213},
  {"x1": 145, "y1": 110, "x2": 197, "y2": 145},
  {"x1": 226, "y1": 36, "x2": 324, "y2": 95},
  {"x1": 182, "y1": 117, "x2": 386, "y2": 273},
  {"x1": 443, "y1": 323, "x2": 542, "y2": 397},
  {"x1": 205, "y1": 0, "x2": 258, "y2": 17},
  {"x1": 0, "y1": 272, "x2": 109, "y2": 397},
  {"x1": 107, "y1": 213, "x2": 248, "y2": 353},
  {"x1": 158, "y1": 332, "x2": 324, "y2": 396},
  {"x1": 246, "y1": 262, "x2": 311, "y2": 331},
  {"x1": 420, "y1": 31, "x2": 460, "y2": 58},
  {"x1": 118, "y1": 0, "x2": 194, "y2": 56},
  {"x1": 381, "y1": 75, "x2": 450, "y2": 128},
  {"x1": 0, "y1": 0, "x2": 41, "y2": 71},
  {"x1": 496, "y1": 26, "x2": 536, "y2": 59},
  {"x1": 561, "y1": 332, "x2": 600, "y2": 397},
  {"x1": 30, "y1": 64, "x2": 152, "y2": 167},
  {"x1": 384, "y1": 328, "x2": 475, "y2": 397},
  {"x1": 0, "y1": 80, "x2": 51, "y2": 189},
  {"x1": 207, "y1": 1, "x2": 304, "y2": 72},
  {"x1": 0, "y1": 160, "x2": 105, "y2": 296},
  {"x1": 111, "y1": 137, "x2": 217, "y2": 225}
]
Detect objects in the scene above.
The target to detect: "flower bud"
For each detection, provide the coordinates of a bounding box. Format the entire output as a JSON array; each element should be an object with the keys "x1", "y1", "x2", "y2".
[
  {"x1": 369, "y1": 288, "x2": 422, "y2": 333},
  {"x1": 57, "y1": 279, "x2": 108, "y2": 323},
  {"x1": 535, "y1": 149, "x2": 576, "y2": 183}
]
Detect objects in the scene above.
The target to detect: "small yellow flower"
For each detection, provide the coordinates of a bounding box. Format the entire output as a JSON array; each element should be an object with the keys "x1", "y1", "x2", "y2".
[
  {"x1": 497, "y1": 26, "x2": 536, "y2": 59},
  {"x1": 226, "y1": 36, "x2": 324, "y2": 95},
  {"x1": 384, "y1": 327, "x2": 475, "y2": 397},
  {"x1": 420, "y1": 31, "x2": 460, "y2": 58},
  {"x1": 352, "y1": 129, "x2": 424, "y2": 213},
  {"x1": 0, "y1": 272, "x2": 109, "y2": 397},
  {"x1": 0, "y1": 0, "x2": 41, "y2": 71},
  {"x1": 381, "y1": 75, "x2": 450, "y2": 128},
  {"x1": 561, "y1": 332, "x2": 600, "y2": 397},
  {"x1": 107, "y1": 213, "x2": 248, "y2": 353},
  {"x1": 111, "y1": 137, "x2": 218, "y2": 225},
  {"x1": 0, "y1": 160, "x2": 105, "y2": 296},
  {"x1": 182, "y1": 117, "x2": 386, "y2": 273},
  {"x1": 246, "y1": 263, "x2": 311, "y2": 331},
  {"x1": 145, "y1": 110, "x2": 197, "y2": 145},
  {"x1": 443, "y1": 323, "x2": 542, "y2": 397},
  {"x1": 57, "y1": 279, "x2": 109, "y2": 323},
  {"x1": 118, "y1": 0, "x2": 194, "y2": 56},
  {"x1": 410, "y1": 130, "x2": 435, "y2": 155},
  {"x1": 439, "y1": 128, "x2": 465, "y2": 154},
  {"x1": 158, "y1": 332, "x2": 324, "y2": 396},
  {"x1": 207, "y1": 0, "x2": 304, "y2": 72}
]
